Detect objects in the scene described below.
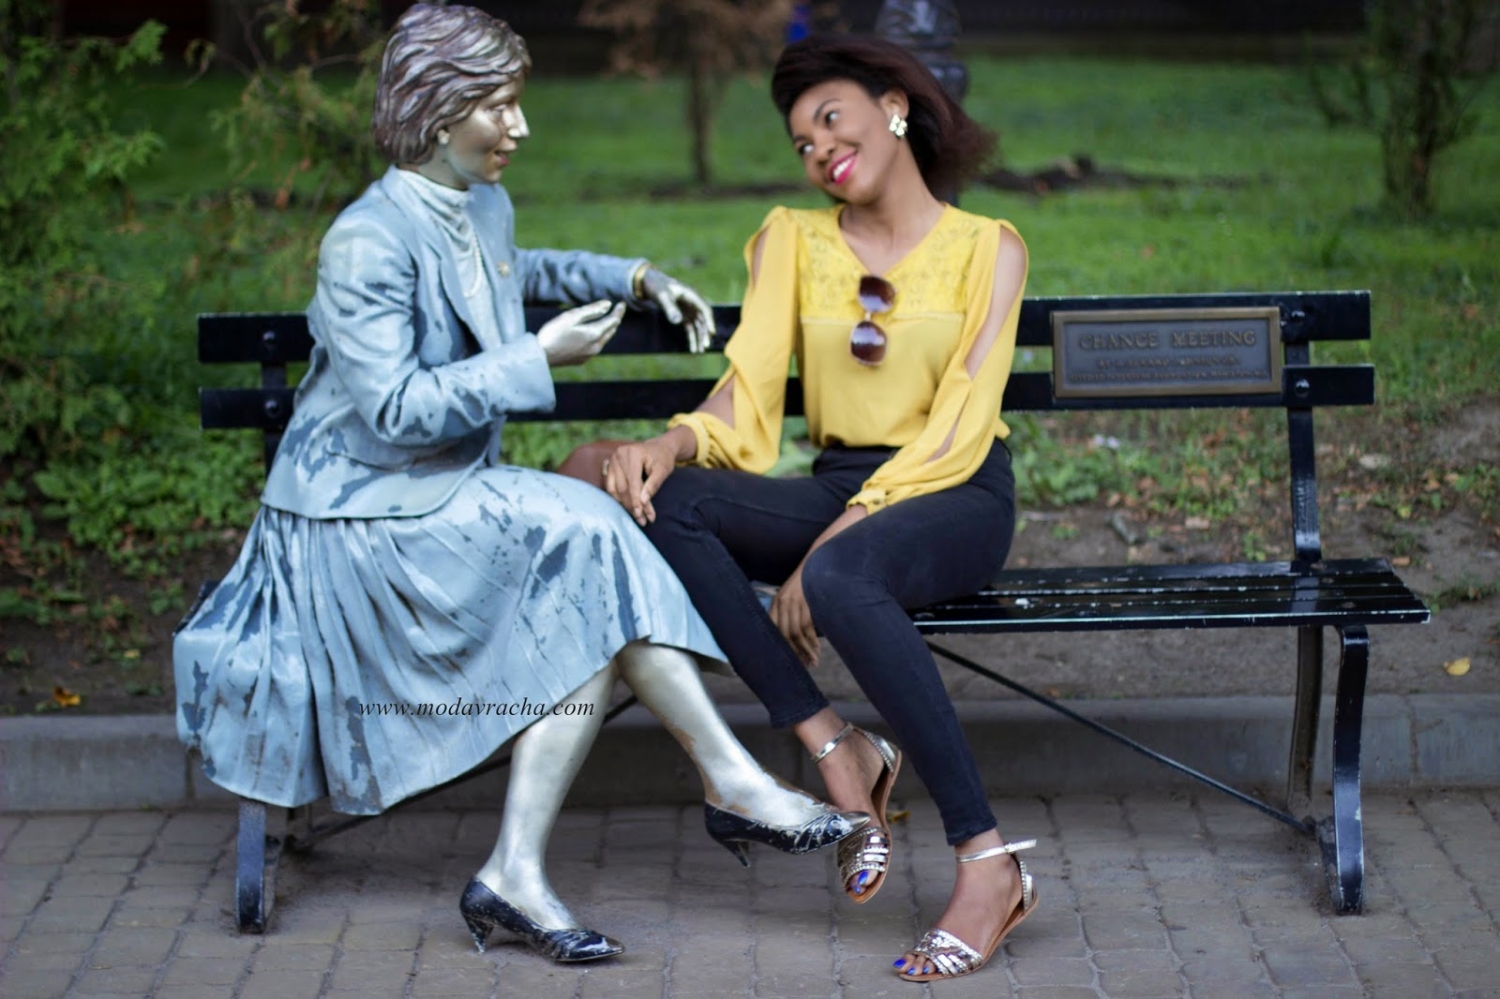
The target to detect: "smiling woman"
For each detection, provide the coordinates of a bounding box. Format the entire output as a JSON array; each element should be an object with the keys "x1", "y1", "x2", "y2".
[{"x1": 570, "y1": 34, "x2": 1039, "y2": 985}]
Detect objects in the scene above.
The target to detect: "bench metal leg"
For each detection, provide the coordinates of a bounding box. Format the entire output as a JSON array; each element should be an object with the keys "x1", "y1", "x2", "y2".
[
  {"x1": 1286, "y1": 625, "x2": 1324, "y2": 821},
  {"x1": 235, "y1": 800, "x2": 284, "y2": 933},
  {"x1": 1318, "y1": 624, "x2": 1369, "y2": 915}
]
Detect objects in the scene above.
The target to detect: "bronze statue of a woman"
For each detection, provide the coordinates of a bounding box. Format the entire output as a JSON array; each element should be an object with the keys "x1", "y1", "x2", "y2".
[{"x1": 174, "y1": 3, "x2": 867, "y2": 962}]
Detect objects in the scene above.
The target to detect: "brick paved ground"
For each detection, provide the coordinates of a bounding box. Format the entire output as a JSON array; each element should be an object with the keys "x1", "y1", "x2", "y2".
[{"x1": 2, "y1": 790, "x2": 1497, "y2": 998}]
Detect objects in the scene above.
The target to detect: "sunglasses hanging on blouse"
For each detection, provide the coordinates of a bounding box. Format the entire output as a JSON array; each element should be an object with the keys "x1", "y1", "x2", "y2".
[{"x1": 850, "y1": 275, "x2": 896, "y2": 366}]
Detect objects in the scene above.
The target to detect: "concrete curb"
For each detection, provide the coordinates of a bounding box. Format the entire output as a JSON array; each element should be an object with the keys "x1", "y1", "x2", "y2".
[{"x1": 2, "y1": 694, "x2": 1497, "y2": 812}]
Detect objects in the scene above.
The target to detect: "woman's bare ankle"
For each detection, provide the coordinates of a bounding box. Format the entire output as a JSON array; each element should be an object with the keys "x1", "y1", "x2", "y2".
[
  {"x1": 792, "y1": 709, "x2": 848, "y2": 758},
  {"x1": 792, "y1": 712, "x2": 897, "y2": 818}
]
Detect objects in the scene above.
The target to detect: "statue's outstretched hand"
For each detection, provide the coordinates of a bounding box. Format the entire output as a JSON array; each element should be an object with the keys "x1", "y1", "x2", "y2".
[
  {"x1": 641, "y1": 268, "x2": 715, "y2": 354},
  {"x1": 536, "y1": 300, "x2": 624, "y2": 367}
]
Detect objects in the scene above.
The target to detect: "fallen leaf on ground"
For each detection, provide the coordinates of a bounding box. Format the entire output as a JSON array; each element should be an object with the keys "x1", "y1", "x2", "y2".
[
  {"x1": 1392, "y1": 556, "x2": 1411, "y2": 567},
  {"x1": 1444, "y1": 657, "x2": 1471, "y2": 677},
  {"x1": 1184, "y1": 516, "x2": 1211, "y2": 530},
  {"x1": 52, "y1": 686, "x2": 81, "y2": 708},
  {"x1": 886, "y1": 809, "x2": 910, "y2": 824}
]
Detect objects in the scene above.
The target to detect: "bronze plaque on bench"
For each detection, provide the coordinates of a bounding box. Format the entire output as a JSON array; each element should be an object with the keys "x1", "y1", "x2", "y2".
[{"x1": 1051, "y1": 307, "x2": 1282, "y2": 399}]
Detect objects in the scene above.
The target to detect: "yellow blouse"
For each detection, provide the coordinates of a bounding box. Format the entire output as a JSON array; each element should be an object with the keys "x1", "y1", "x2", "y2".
[{"x1": 669, "y1": 205, "x2": 1025, "y2": 512}]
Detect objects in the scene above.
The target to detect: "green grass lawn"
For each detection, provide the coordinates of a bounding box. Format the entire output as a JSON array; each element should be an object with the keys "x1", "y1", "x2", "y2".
[
  {"x1": 112, "y1": 55, "x2": 1499, "y2": 385},
  {"x1": 32, "y1": 54, "x2": 1500, "y2": 552}
]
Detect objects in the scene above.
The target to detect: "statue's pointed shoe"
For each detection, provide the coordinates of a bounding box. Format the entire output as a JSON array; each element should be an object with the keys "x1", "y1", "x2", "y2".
[
  {"x1": 459, "y1": 879, "x2": 623, "y2": 962},
  {"x1": 703, "y1": 801, "x2": 870, "y2": 867}
]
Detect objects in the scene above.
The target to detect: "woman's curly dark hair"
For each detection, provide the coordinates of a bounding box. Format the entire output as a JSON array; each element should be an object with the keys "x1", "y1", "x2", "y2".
[{"x1": 771, "y1": 35, "x2": 995, "y2": 196}]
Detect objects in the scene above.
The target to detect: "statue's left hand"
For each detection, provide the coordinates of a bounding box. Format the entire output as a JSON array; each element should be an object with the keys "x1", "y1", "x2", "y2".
[{"x1": 641, "y1": 268, "x2": 715, "y2": 354}]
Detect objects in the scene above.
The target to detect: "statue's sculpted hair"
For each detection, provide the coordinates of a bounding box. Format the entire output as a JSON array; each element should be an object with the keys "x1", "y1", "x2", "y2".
[
  {"x1": 771, "y1": 35, "x2": 994, "y2": 196},
  {"x1": 372, "y1": 3, "x2": 530, "y2": 166}
]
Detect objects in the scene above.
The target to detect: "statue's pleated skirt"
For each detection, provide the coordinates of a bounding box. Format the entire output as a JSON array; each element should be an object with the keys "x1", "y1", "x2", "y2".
[{"x1": 173, "y1": 465, "x2": 725, "y2": 814}]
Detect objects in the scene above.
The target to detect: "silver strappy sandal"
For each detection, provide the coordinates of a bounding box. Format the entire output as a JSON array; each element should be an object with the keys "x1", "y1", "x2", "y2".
[
  {"x1": 899, "y1": 839, "x2": 1038, "y2": 981},
  {"x1": 810, "y1": 722, "x2": 902, "y2": 904}
]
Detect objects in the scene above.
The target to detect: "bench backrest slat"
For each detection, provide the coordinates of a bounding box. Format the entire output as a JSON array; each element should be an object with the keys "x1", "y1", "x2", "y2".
[
  {"x1": 198, "y1": 313, "x2": 315, "y2": 365},
  {"x1": 1016, "y1": 290, "x2": 1370, "y2": 347},
  {"x1": 198, "y1": 362, "x2": 1375, "y2": 434},
  {"x1": 198, "y1": 290, "x2": 1371, "y2": 364}
]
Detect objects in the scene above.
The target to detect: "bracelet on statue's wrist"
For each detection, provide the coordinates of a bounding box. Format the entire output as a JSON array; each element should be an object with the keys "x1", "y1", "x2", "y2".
[{"x1": 631, "y1": 261, "x2": 653, "y2": 300}]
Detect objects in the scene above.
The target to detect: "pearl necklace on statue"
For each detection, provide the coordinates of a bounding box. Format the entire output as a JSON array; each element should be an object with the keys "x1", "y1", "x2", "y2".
[{"x1": 396, "y1": 168, "x2": 487, "y2": 299}]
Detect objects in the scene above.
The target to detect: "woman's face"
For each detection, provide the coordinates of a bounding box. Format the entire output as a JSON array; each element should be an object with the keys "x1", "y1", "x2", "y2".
[
  {"x1": 787, "y1": 79, "x2": 905, "y2": 203},
  {"x1": 424, "y1": 77, "x2": 530, "y2": 189}
]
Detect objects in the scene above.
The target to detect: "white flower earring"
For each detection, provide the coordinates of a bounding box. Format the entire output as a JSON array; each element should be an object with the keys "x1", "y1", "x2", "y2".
[
  {"x1": 888, "y1": 113, "x2": 908, "y2": 138},
  {"x1": 438, "y1": 131, "x2": 450, "y2": 146}
]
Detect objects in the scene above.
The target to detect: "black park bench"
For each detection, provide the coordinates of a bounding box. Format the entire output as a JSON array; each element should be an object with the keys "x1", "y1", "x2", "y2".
[{"x1": 191, "y1": 289, "x2": 1429, "y2": 931}]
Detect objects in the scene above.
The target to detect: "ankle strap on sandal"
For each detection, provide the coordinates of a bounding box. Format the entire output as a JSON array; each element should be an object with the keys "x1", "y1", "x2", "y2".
[
  {"x1": 956, "y1": 839, "x2": 1037, "y2": 864},
  {"x1": 810, "y1": 723, "x2": 856, "y2": 763}
]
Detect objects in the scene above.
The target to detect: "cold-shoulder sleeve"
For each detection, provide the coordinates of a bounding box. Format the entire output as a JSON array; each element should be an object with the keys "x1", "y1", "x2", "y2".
[
  {"x1": 847, "y1": 221, "x2": 1027, "y2": 512},
  {"x1": 668, "y1": 207, "x2": 799, "y2": 472}
]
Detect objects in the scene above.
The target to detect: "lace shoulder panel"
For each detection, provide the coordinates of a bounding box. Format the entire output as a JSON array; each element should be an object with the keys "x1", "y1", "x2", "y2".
[{"x1": 789, "y1": 206, "x2": 998, "y2": 319}]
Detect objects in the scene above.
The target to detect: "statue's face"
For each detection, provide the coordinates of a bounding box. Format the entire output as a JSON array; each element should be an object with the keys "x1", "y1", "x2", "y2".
[
  {"x1": 420, "y1": 77, "x2": 529, "y2": 189},
  {"x1": 787, "y1": 79, "x2": 905, "y2": 204}
]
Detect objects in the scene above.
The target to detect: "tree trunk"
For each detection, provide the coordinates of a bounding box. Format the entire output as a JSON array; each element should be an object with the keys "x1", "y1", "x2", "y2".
[{"x1": 687, "y1": 54, "x2": 713, "y2": 189}]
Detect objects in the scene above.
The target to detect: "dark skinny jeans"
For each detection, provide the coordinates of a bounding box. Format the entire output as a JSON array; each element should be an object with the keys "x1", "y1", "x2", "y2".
[{"x1": 642, "y1": 443, "x2": 1016, "y2": 845}]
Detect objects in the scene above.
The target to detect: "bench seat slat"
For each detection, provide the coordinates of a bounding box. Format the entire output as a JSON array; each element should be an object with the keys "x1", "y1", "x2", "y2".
[
  {"x1": 934, "y1": 583, "x2": 1425, "y2": 612},
  {"x1": 977, "y1": 557, "x2": 1396, "y2": 585},
  {"x1": 955, "y1": 571, "x2": 1411, "y2": 599},
  {"x1": 912, "y1": 558, "x2": 1429, "y2": 632},
  {"x1": 914, "y1": 601, "x2": 1429, "y2": 632},
  {"x1": 921, "y1": 588, "x2": 1426, "y2": 619},
  {"x1": 913, "y1": 606, "x2": 1427, "y2": 633}
]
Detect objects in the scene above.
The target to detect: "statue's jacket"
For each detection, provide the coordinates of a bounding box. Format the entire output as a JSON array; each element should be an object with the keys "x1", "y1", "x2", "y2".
[
  {"x1": 261, "y1": 165, "x2": 644, "y2": 520},
  {"x1": 173, "y1": 168, "x2": 730, "y2": 814}
]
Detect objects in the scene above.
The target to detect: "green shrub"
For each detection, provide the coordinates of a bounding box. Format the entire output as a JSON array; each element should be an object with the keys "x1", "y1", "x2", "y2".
[
  {"x1": 1, "y1": 13, "x2": 263, "y2": 588},
  {"x1": 0, "y1": 12, "x2": 165, "y2": 462},
  {"x1": 206, "y1": 0, "x2": 385, "y2": 209}
]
